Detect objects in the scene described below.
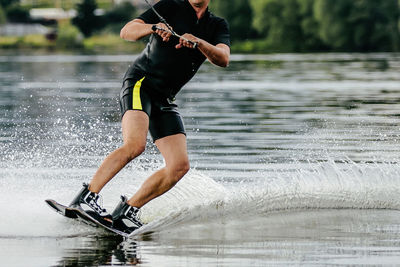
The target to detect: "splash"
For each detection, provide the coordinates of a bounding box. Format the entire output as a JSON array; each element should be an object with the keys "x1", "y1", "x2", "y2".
[
  {"x1": 0, "y1": 159, "x2": 399, "y2": 238},
  {"x1": 132, "y1": 161, "x2": 400, "y2": 236}
]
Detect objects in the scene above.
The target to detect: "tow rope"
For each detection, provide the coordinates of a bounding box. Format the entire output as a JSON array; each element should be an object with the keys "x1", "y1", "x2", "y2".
[{"x1": 143, "y1": 0, "x2": 198, "y2": 49}]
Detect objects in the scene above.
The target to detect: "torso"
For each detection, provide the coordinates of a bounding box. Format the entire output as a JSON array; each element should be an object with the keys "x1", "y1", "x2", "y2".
[{"x1": 123, "y1": 0, "x2": 230, "y2": 99}]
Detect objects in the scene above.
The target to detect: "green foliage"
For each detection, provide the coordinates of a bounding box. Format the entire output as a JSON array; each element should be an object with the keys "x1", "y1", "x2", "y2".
[
  {"x1": 0, "y1": 35, "x2": 53, "y2": 49},
  {"x1": 0, "y1": 36, "x2": 20, "y2": 48},
  {"x1": 56, "y1": 21, "x2": 83, "y2": 49},
  {"x1": 104, "y1": 2, "x2": 136, "y2": 23},
  {"x1": 0, "y1": 0, "x2": 17, "y2": 8},
  {"x1": 83, "y1": 33, "x2": 145, "y2": 52},
  {"x1": 21, "y1": 34, "x2": 51, "y2": 48},
  {"x1": 251, "y1": 0, "x2": 276, "y2": 37},
  {"x1": 314, "y1": 0, "x2": 400, "y2": 51},
  {"x1": 2, "y1": 0, "x2": 399, "y2": 53},
  {"x1": 72, "y1": 0, "x2": 100, "y2": 37},
  {"x1": 101, "y1": 2, "x2": 137, "y2": 34},
  {"x1": 250, "y1": 0, "x2": 400, "y2": 52},
  {"x1": 209, "y1": 0, "x2": 255, "y2": 41},
  {"x1": 5, "y1": 4, "x2": 30, "y2": 22},
  {"x1": 230, "y1": 39, "x2": 270, "y2": 53},
  {"x1": 297, "y1": 0, "x2": 326, "y2": 51},
  {"x1": 0, "y1": 5, "x2": 6, "y2": 24},
  {"x1": 251, "y1": 0, "x2": 307, "y2": 51}
]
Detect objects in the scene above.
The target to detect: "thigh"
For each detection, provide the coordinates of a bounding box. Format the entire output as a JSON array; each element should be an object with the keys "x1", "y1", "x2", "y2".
[
  {"x1": 122, "y1": 110, "x2": 149, "y2": 146},
  {"x1": 119, "y1": 78, "x2": 152, "y2": 118},
  {"x1": 155, "y1": 133, "x2": 188, "y2": 168},
  {"x1": 149, "y1": 106, "x2": 186, "y2": 142}
]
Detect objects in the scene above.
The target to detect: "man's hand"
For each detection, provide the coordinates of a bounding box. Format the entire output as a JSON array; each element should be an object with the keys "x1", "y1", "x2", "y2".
[
  {"x1": 176, "y1": 34, "x2": 229, "y2": 67},
  {"x1": 153, "y1": 23, "x2": 172, "y2": 42},
  {"x1": 176, "y1": 33, "x2": 198, "y2": 49}
]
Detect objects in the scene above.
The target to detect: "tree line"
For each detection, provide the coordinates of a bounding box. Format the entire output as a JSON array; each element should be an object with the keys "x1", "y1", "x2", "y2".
[
  {"x1": 1, "y1": 0, "x2": 399, "y2": 53},
  {"x1": 210, "y1": 0, "x2": 400, "y2": 52}
]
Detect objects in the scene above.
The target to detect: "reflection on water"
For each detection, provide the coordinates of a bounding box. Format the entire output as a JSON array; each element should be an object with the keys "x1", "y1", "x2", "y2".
[
  {"x1": 58, "y1": 236, "x2": 139, "y2": 266},
  {"x1": 14, "y1": 210, "x2": 397, "y2": 266},
  {"x1": 1, "y1": 52, "x2": 400, "y2": 266}
]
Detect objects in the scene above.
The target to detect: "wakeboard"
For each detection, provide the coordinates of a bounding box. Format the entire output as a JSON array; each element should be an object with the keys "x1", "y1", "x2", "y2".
[
  {"x1": 45, "y1": 199, "x2": 78, "y2": 219},
  {"x1": 45, "y1": 199, "x2": 132, "y2": 238}
]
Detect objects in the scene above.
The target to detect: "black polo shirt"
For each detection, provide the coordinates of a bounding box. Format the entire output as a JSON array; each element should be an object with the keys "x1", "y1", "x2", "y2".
[{"x1": 123, "y1": 0, "x2": 230, "y2": 99}]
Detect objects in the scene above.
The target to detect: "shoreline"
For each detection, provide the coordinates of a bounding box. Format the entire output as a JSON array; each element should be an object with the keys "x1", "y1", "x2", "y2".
[{"x1": 4, "y1": 33, "x2": 394, "y2": 54}]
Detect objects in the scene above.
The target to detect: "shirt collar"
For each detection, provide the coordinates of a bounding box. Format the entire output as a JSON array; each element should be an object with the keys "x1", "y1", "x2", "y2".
[{"x1": 184, "y1": 0, "x2": 210, "y2": 22}]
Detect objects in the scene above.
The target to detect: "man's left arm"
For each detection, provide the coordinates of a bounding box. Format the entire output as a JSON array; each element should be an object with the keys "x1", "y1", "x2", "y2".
[{"x1": 176, "y1": 34, "x2": 230, "y2": 68}]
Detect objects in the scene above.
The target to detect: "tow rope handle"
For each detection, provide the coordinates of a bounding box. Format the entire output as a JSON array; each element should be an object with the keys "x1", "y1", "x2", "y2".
[{"x1": 152, "y1": 25, "x2": 198, "y2": 49}]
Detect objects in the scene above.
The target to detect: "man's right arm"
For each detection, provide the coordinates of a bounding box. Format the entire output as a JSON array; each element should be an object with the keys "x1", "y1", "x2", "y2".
[
  {"x1": 120, "y1": 19, "x2": 172, "y2": 42},
  {"x1": 120, "y1": 19, "x2": 153, "y2": 41}
]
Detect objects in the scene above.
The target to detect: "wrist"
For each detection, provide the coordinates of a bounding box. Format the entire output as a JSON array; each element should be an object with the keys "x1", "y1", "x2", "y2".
[{"x1": 196, "y1": 39, "x2": 205, "y2": 50}]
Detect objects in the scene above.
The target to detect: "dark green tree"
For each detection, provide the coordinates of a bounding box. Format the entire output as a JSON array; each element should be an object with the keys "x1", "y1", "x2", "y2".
[
  {"x1": 297, "y1": 0, "x2": 326, "y2": 51},
  {"x1": 0, "y1": 5, "x2": 5, "y2": 24},
  {"x1": 101, "y1": 2, "x2": 137, "y2": 34},
  {"x1": 0, "y1": 0, "x2": 17, "y2": 8},
  {"x1": 72, "y1": 0, "x2": 100, "y2": 37},
  {"x1": 251, "y1": 0, "x2": 304, "y2": 51},
  {"x1": 209, "y1": 0, "x2": 255, "y2": 41},
  {"x1": 104, "y1": 2, "x2": 136, "y2": 23},
  {"x1": 314, "y1": 0, "x2": 400, "y2": 51},
  {"x1": 5, "y1": 4, "x2": 30, "y2": 23}
]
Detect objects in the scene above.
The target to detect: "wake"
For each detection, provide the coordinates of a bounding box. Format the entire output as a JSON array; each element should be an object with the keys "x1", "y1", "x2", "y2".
[
  {"x1": 133, "y1": 161, "x2": 400, "y2": 236},
  {"x1": 1, "y1": 160, "x2": 399, "y2": 238}
]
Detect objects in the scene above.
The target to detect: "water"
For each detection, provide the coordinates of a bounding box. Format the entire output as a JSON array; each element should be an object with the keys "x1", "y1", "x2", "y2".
[{"x1": 1, "y1": 52, "x2": 400, "y2": 266}]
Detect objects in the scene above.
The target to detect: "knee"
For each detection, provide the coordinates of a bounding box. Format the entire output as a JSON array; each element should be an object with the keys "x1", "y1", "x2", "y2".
[
  {"x1": 168, "y1": 160, "x2": 190, "y2": 183},
  {"x1": 121, "y1": 143, "x2": 146, "y2": 161},
  {"x1": 177, "y1": 160, "x2": 190, "y2": 178}
]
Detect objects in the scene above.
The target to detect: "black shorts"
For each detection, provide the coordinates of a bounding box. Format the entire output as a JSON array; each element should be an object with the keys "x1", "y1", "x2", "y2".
[{"x1": 119, "y1": 77, "x2": 186, "y2": 141}]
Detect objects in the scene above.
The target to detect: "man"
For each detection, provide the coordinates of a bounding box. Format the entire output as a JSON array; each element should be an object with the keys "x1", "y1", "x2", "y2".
[{"x1": 69, "y1": 0, "x2": 230, "y2": 233}]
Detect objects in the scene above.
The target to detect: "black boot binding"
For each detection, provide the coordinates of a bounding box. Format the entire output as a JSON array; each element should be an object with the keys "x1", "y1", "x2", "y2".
[
  {"x1": 112, "y1": 196, "x2": 143, "y2": 233},
  {"x1": 70, "y1": 183, "x2": 113, "y2": 226}
]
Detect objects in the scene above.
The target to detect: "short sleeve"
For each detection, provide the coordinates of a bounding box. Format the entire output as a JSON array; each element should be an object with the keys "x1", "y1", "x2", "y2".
[{"x1": 213, "y1": 18, "x2": 230, "y2": 47}]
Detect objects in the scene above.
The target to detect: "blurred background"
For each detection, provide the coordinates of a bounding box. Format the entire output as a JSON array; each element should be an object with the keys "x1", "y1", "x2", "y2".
[
  {"x1": 2, "y1": 1, "x2": 400, "y2": 266},
  {"x1": 0, "y1": 0, "x2": 399, "y2": 53}
]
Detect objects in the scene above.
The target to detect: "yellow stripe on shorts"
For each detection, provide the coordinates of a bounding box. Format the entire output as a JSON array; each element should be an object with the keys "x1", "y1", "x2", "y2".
[{"x1": 132, "y1": 77, "x2": 145, "y2": 110}]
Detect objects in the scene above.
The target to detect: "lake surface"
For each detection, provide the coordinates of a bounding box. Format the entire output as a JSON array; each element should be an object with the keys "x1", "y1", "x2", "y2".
[{"x1": 1, "y1": 52, "x2": 400, "y2": 266}]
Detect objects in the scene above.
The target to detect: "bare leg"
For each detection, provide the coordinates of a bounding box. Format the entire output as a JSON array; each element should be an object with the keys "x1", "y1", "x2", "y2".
[
  {"x1": 127, "y1": 133, "x2": 190, "y2": 208},
  {"x1": 89, "y1": 110, "x2": 149, "y2": 193}
]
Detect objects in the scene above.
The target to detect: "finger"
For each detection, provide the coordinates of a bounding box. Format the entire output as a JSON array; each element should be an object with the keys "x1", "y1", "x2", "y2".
[
  {"x1": 165, "y1": 31, "x2": 172, "y2": 38},
  {"x1": 160, "y1": 31, "x2": 171, "y2": 39},
  {"x1": 184, "y1": 40, "x2": 191, "y2": 48}
]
